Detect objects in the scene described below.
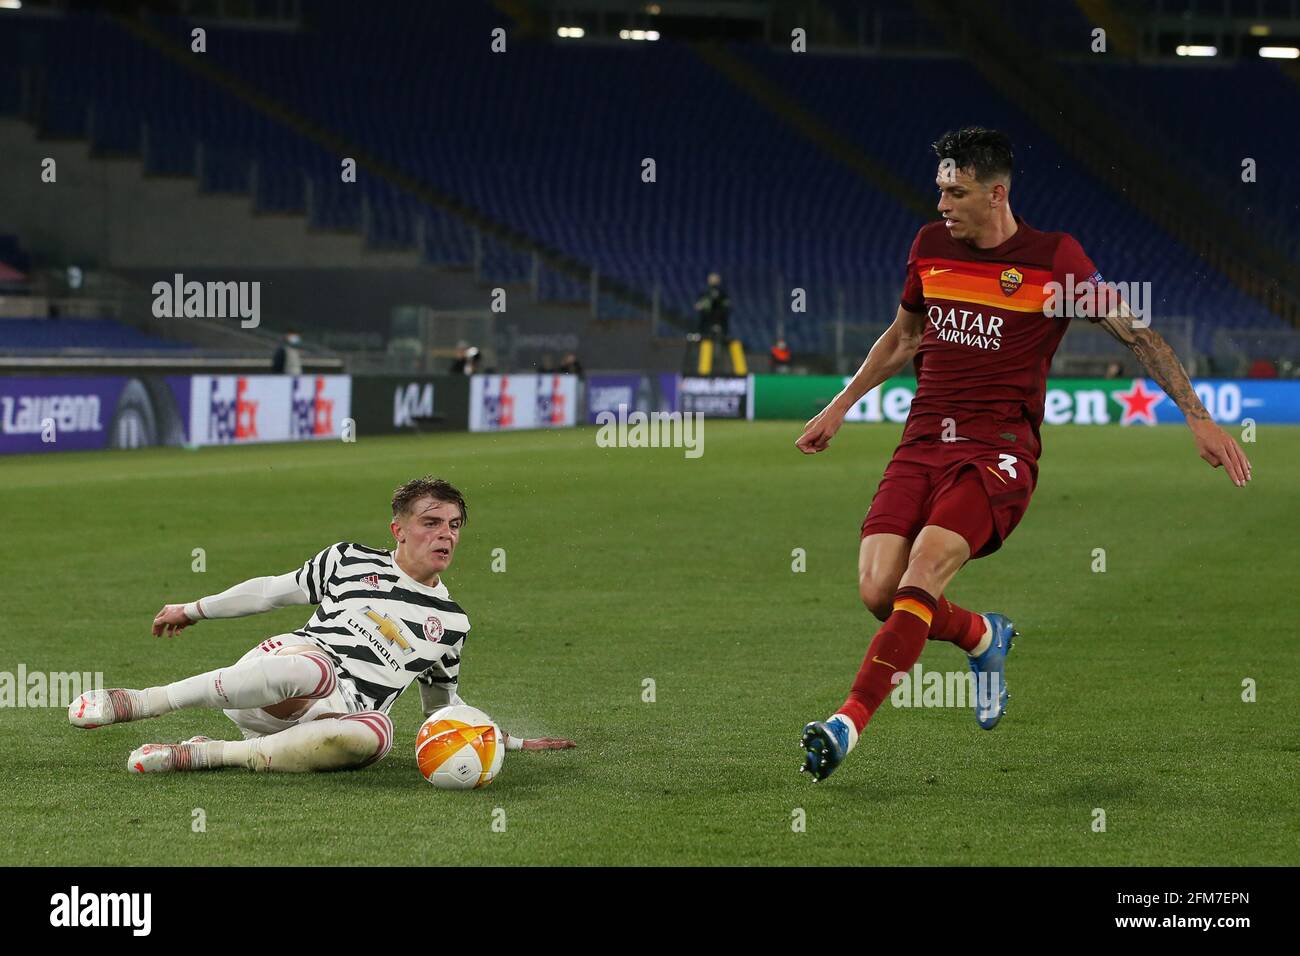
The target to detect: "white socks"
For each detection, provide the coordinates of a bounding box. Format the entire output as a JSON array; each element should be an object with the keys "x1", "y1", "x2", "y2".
[
  {"x1": 195, "y1": 713, "x2": 393, "y2": 772},
  {"x1": 119, "y1": 653, "x2": 393, "y2": 773},
  {"x1": 967, "y1": 615, "x2": 993, "y2": 658},
  {"x1": 159, "y1": 652, "x2": 337, "y2": 713}
]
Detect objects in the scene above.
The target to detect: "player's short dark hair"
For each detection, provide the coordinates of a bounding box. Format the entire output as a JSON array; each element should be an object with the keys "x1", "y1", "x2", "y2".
[
  {"x1": 932, "y1": 127, "x2": 1014, "y2": 185},
  {"x1": 392, "y1": 476, "x2": 467, "y2": 524}
]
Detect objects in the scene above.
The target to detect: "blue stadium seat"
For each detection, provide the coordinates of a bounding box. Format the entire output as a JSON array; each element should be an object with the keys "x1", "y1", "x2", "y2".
[
  {"x1": 0, "y1": 318, "x2": 191, "y2": 351},
  {"x1": 0, "y1": 1, "x2": 1291, "y2": 354}
]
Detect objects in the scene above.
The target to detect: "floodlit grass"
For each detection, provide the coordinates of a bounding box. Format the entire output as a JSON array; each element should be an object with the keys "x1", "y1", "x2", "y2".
[{"x1": 2, "y1": 421, "x2": 1295, "y2": 864}]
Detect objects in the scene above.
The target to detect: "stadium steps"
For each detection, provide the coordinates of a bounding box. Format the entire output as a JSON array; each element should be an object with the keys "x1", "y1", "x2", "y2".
[
  {"x1": 778, "y1": 2, "x2": 857, "y2": 48},
  {"x1": 1072, "y1": 0, "x2": 1140, "y2": 56},
  {"x1": 488, "y1": 276, "x2": 691, "y2": 372},
  {"x1": 1279, "y1": 58, "x2": 1300, "y2": 101},
  {"x1": 488, "y1": 0, "x2": 546, "y2": 38},
  {"x1": 0, "y1": 116, "x2": 420, "y2": 271},
  {"x1": 106, "y1": 273, "x2": 304, "y2": 353},
  {"x1": 911, "y1": 0, "x2": 1300, "y2": 330},
  {"x1": 110, "y1": 12, "x2": 692, "y2": 343},
  {"x1": 689, "y1": 42, "x2": 933, "y2": 221}
]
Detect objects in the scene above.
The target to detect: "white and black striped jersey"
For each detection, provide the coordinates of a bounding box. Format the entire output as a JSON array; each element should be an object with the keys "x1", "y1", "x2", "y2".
[{"x1": 288, "y1": 542, "x2": 469, "y2": 713}]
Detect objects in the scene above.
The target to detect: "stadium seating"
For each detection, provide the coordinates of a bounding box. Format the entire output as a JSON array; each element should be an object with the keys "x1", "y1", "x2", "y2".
[
  {"x1": 0, "y1": 234, "x2": 31, "y2": 273},
  {"x1": 0, "y1": 318, "x2": 189, "y2": 351},
  {"x1": 822, "y1": 0, "x2": 1096, "y2": 55},
  {"x1": 0, "y1": 235, "x2": 29, "y2": 287},
  {"x1": 0, "y1": 1, "x2": 1293, "y2": 354},
  {"x1": 736, "y1": 46, "x2": 1292, "y2": 353},
  {"x1": 1064, "y1": 58, "x2": 1300, "y2": 262}
]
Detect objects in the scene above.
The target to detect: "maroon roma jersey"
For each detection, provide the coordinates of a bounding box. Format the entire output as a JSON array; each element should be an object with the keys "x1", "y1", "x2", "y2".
[{"x1": 898, "y1": 215, "x2": 1100, "y2": 460}]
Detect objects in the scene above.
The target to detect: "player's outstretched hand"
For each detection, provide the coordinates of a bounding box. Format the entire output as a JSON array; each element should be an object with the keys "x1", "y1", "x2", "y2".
[
  {"x1": 519, "y1": 737, "x2": 577, "y2": 750},
  {"x1": 152, "y1": 603, "x2": 194, "y2": 638},
  {"x1": 1190, "y1": 419, "x2": 1252, "y2": 487},
  {"x1": 795, "y1": 404, "x2": 845, "y2": 454}
]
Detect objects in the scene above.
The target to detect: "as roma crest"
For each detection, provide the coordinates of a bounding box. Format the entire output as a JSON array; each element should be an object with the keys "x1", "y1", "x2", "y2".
[{"x1": 999, "y1": 267, "x2": 1023, "y2": 296}]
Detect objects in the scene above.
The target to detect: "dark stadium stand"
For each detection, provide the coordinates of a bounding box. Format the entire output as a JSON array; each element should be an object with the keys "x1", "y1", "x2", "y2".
[
  {"x1": 0, "y1": 318, "x2": 191, "y2": 351},
  {"x1": 0, "y1": 234, "x2": 31, "y2": 275},
  {"x1": 822, "y1": 0, "x2": 1096, "y2": 54},
  {"x1": 1, "y1": 0, "x2": 1296, "y2": 358},
  {"x1": 1064, "y1": 58, "x2": 1300, "y2": 262},
  {"x1": 737, "y1": 46, "x2": 1294, "y2": 351}
]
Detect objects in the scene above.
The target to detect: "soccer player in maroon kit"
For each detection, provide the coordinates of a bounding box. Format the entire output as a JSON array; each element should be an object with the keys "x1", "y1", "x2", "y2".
[{"x1": 796, "y1": 127, "x2": 1252, "y2": 781}]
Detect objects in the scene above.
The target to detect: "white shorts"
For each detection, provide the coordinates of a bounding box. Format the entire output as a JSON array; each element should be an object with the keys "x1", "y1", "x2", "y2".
[{"x1": 222, "y1": 635, "x2": 365, "y2": 740}]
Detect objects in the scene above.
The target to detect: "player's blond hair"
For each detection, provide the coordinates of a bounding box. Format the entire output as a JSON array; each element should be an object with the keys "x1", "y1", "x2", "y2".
[{"x1": 391, "y1": 476, "x2": 467, "y2": 524}]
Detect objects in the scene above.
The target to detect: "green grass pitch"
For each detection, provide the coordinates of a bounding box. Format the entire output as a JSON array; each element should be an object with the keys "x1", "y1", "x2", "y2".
[{"x1": 1, "y1": 421, "x2": 1296, "y2": 866}]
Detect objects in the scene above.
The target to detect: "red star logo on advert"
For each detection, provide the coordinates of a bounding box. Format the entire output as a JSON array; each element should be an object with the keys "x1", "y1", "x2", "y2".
[{"x1": 1114, "y1": 378, "x2": 1163, "y2": 425}]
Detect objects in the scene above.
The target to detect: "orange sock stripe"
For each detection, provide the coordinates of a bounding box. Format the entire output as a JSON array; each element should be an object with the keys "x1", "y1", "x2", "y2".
[{"x1": 893, "y1": 597, "x2": 934, "y2": 627}]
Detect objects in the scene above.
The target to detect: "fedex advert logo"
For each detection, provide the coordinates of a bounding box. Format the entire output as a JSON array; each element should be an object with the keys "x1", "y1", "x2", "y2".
[
  {"x1": 189, "y1": 375, "x2": 350, "y2": 445},
  {"x1": 469, "y1": 375, "x2": 576, "y2": 432},
  {"x1": 207, "y1": 376, "x2": 259, "y2": 443},
  {"x1": 536, "y1": 375, "x2": 567, "y2": 426},
  {"x1": 483, "y1": 376, "x2": 516, "y2": 429},
  {"x1": 292, "y1": 376, "x2": 335, "y2": 438}
]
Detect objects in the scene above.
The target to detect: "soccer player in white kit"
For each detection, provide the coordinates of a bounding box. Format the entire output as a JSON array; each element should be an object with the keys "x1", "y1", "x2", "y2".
[{"x1": 68, "y1": 477, "x2": 576, "y2": 773}]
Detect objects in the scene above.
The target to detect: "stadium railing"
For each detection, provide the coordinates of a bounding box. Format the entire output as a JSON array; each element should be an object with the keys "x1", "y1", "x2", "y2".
[{"x1": 1212, "y1": 328, "x2": 1300, "y2": 379}]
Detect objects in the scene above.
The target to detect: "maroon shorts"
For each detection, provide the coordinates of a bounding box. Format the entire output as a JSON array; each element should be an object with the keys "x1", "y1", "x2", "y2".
[{"x1": 859, "y1": 440, "x2": 1038, "y2": 558}]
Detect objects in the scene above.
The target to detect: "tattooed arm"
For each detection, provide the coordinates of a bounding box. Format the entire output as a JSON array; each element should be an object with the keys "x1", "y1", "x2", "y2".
[{"x1": 1095, "y1": 306, "x2": 1252, "y2": 487}]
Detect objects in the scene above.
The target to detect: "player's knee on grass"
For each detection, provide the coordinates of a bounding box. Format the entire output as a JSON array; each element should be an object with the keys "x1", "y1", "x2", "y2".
[
  {"x1": 256, "y1": 712, "x2": 393, "y2": 772},
  {"x1": 331, "y1": 712, "x2": 393, "y2": 769},
  {"x1": 309, "y1": 720, "x2": 382, "y2": 771}
]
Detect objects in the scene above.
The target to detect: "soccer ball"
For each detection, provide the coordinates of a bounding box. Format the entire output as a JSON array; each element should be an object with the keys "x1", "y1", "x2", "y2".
[{"x1": 416, "y1": 704, "x2": 505, "y2": 790}]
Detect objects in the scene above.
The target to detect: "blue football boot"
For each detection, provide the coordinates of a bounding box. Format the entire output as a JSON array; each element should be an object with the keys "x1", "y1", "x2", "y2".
[
  {"x1": 969, "y1": 613, "x2": 1018, "y2": 730},
  {"x1": 799, "y1": 716, "x2": 852, "y2": 782}
]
